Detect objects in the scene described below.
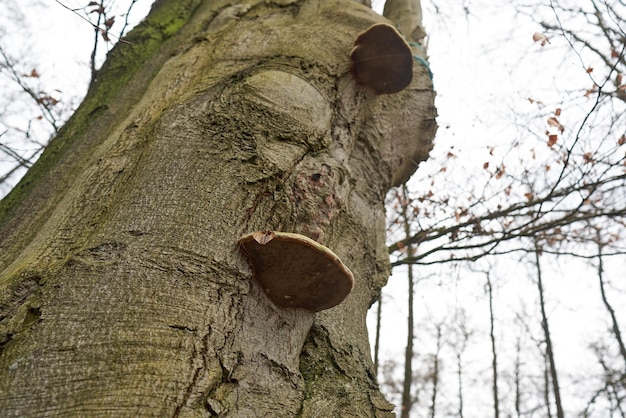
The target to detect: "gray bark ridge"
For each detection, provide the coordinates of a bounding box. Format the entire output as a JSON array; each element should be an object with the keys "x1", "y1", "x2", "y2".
[{"x1": 0, "y1": 1, "x2": 436, "y2": 416}]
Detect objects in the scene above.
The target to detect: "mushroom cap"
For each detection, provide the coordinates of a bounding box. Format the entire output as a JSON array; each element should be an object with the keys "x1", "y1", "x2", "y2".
[
  {"x1": 350, "y1": 22, "x2": 413, "y2": 94},
  {"x1": 238, "y1": 231, "x2": 354, "y2": 312}
]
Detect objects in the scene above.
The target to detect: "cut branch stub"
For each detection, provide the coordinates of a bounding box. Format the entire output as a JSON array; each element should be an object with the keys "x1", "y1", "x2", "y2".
[
  {"x1": 350, "y1": 22, "x2": 413, "y2": 94},
  {"x1": 238, "y1": 231, "x2": 354, "y2": 312}
]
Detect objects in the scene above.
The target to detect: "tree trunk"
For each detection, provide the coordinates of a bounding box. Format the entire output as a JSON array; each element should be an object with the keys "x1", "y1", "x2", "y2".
[
  {"x1": 374, "y1": 295, "x2": 382, "y2": 375},
  {"x1": 400, "y1": 184, "x2": 415, "y2": 418},
  {"x1": 534, "y1": 244, "x2": 564, "y2": 418},
  {"x1": 514, "y1": 336, "x2": 522, "y2": 418},
  {"x1": 486, "y1": 272, "x2": 500, "y2": 418},
  {"x1": 429, "y1": 324, "x2": 442, "y2": 418},
  {"x1": 0, "y1": 0, "x2": 436, "y2": 416},
  {"x1": 595, "y1": 232, "x2": 626, "y2": 365}
]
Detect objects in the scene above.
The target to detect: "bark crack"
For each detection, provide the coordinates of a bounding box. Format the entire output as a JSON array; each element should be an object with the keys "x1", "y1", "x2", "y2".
[{"x1": 172, "y1": 330, "x2": 211, "y2": 417}]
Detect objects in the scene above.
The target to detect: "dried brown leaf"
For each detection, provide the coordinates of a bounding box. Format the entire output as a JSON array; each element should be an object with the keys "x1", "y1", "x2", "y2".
[
  {"x1": 547, "y1": 135, "x2": 558, "y2": 147},
  {"x1": 495, "y1": 165, "x2": 505, "y2": 179},
  {"x1": 532, "y1": 32, "x2": 549, "y2": 46},
  {"x1": 547, "y1": 116, "x2": 560, "y2": 128}
]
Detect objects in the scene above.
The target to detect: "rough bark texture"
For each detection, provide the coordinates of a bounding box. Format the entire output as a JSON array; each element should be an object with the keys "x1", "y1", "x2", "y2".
[
  {"x1": 384, "y1": 0, "x2": 426, "y2": 43},
  {"x1": 0, "y1": 0, "x2": 436, "y2": 416}
]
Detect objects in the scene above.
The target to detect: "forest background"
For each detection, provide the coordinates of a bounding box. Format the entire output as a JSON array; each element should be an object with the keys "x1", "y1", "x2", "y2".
[{"x1": 1, "y1": 0, "x2": 624, "y2": 417}]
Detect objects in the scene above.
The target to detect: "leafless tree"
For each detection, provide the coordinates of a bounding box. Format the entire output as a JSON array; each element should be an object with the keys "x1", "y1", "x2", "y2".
[
  {"x1": 0, "y1": 0, "x2": 437, "y2": 415},
  {"x1": 383, "y1": 2, "x2": 626, "y2": 415},
  {"x1": 485, "y1": 270, "x2": 501, "y2": 418},
  {"x1": 594, "y1": 227, "x2": 626, "y2": 365},
  {"x1": 400, "y1": 184, "x2": 418, "y2": 418},
  {"x1": 534, "y1": 241, "x2": 564, "y2": 418},
  {"x1": 428, "y1": 323, "x2": 443, "y2": 418},
  {"x1": 0, "y1": 0, "x2": 141, "y2": 195},
  {"x1": 452, "y1": 309, "x2": 471, "y2": 418}
]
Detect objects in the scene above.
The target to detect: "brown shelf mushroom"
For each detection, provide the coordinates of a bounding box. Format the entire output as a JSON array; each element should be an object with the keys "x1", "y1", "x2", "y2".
[
  {"x1": 238, "y1": 231, "x2": 354, "y2": 312},
  {"x1": 350, "y1": 22, "x2": 413, "y2": 94}
]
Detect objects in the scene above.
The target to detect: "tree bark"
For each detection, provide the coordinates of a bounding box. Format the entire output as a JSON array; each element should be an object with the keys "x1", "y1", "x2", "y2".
[
  {"x1": 429, "y1": 324, "x2": 442, "y2": 418},
  {"x1": 595, "y1": 232, "x2": 626, "y2": 365},
  {"x1": 0, "y1": 0, "x2": 436, "y2": 416},
  {"x1": 534, "y1": 244, "x2": 564, "y2": 418},
  {"x1": 384, "y1": 0, "x2": 427, "y2": 43},
  {"x1": 486, "y1": 272, "x2": 500, "y2": 418},
  {"x1": 514, "y1": 336, "x2": 522, "y2": 418},
  {"x1": 374, "y1": 295, "x2": 382, "y2": 375},
  {"x1": 400, "y1": 184, "x2": 415, "y2": 418}
]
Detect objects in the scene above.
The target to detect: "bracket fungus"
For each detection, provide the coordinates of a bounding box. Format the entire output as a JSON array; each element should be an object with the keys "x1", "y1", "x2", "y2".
[
  {"x1": 350, "y1": 22, "x2": 413, "y2": 94},
  {"x1": 238, "y1": 231, "x2": 354, "y2": 312}
]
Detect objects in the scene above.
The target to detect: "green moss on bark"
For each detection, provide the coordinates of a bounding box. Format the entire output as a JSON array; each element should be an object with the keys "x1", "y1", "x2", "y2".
[{"x1": 0, "y1": 0, "x2": 202, "y2": 235}]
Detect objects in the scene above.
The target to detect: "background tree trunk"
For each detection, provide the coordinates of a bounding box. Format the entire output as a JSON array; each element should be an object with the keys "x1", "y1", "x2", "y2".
[
  {"x1": 486, "y1": 272, "x2": 500, "y2": 418},
  {"x1": 534, "y1": 243, "x2": 564, "y2": 418},
  {"x1": 400, "y1": 184, "x2": 416, "y2": 418},
  {"x1": 0, "y1": 0, "x2": 436, "y2": 416}
]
